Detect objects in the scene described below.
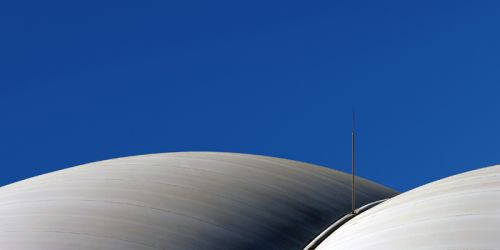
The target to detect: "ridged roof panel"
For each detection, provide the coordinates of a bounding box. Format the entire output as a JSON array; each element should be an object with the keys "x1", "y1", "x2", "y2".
[{"x1": 0, "y1": 152, "x2": 397, "y2": 250}]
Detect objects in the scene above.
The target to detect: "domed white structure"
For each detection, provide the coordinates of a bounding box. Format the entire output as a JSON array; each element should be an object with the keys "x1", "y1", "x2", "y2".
[
  {"x1": 316, "y1": 165, "x2": 500, "y2": 250},
  {"x1": 0, "y1": 152, "x2": 397, "y2": 250}
]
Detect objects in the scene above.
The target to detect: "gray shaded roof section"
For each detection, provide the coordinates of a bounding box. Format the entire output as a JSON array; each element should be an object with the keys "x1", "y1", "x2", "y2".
[
  {"x1": 0, "y1": 152, "x2": 397, "y2": 250},
  {"x1": 317, "y1": 165, "x2": 500, "y2": 250}
]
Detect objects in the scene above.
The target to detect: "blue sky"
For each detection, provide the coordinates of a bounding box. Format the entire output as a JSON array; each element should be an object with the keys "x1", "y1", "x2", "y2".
[{"x1": 1, "y1": 0, "x2": 500, "y2": 191}]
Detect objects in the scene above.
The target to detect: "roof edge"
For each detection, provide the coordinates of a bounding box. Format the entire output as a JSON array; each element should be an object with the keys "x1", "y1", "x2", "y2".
[{"x1": 303, "y1": 198, "x2": 390, "y2": 250}]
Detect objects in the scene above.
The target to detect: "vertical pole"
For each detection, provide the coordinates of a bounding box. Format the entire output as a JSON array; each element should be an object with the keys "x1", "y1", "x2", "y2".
[{"x1": 352, "y1": 111, "x2": 356, "y2": 213}]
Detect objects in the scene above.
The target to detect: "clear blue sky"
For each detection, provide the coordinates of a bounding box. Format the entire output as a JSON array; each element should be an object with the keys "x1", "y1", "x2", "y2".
[{"x1": 1, "y1": 0, "x2": 499, "y2": 191}]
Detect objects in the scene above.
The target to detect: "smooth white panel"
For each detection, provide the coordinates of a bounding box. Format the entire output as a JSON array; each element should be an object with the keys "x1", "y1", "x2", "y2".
[{"x1": 317, "y1": 165, "x2": 500, "y2": 250}]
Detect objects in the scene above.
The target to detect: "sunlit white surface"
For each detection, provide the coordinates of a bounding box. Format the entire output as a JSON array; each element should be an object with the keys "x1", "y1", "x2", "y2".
[{"x1": 316, "y1": 165, "x2": 500, "y2": 250}]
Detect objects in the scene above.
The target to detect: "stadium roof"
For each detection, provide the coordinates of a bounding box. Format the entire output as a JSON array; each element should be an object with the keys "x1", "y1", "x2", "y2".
[{"x1": 0, "y1": 152, "x2": 396, "y2": 249}]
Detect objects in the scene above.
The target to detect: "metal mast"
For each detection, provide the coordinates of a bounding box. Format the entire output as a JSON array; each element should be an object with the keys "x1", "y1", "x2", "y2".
[{"x1": 352, "y1": 111, "x2": 356, "y2": 213}]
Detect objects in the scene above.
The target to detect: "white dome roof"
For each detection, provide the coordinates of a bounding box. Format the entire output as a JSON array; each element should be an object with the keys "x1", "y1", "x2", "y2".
[
  {"x1": 316, "y1": 165, "x2": 500, "y2": 250},
  {"x1": 0, "y1": 152, "x2": 396, "y2": 249}
]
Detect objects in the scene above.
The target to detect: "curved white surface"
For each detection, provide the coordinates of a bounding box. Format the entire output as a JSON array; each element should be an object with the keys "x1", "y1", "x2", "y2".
[
  {"x1": 0, "y1": 152, "x2": 396, "y2": 250},
  {"x1": 317, "y1": 165, "x2": 500, "y2": 250}
]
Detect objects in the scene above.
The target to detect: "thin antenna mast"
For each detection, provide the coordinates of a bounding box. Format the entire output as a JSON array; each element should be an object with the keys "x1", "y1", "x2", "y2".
[{"x1": 352, "y1": 111, "x2": 356, "y2": 213}]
